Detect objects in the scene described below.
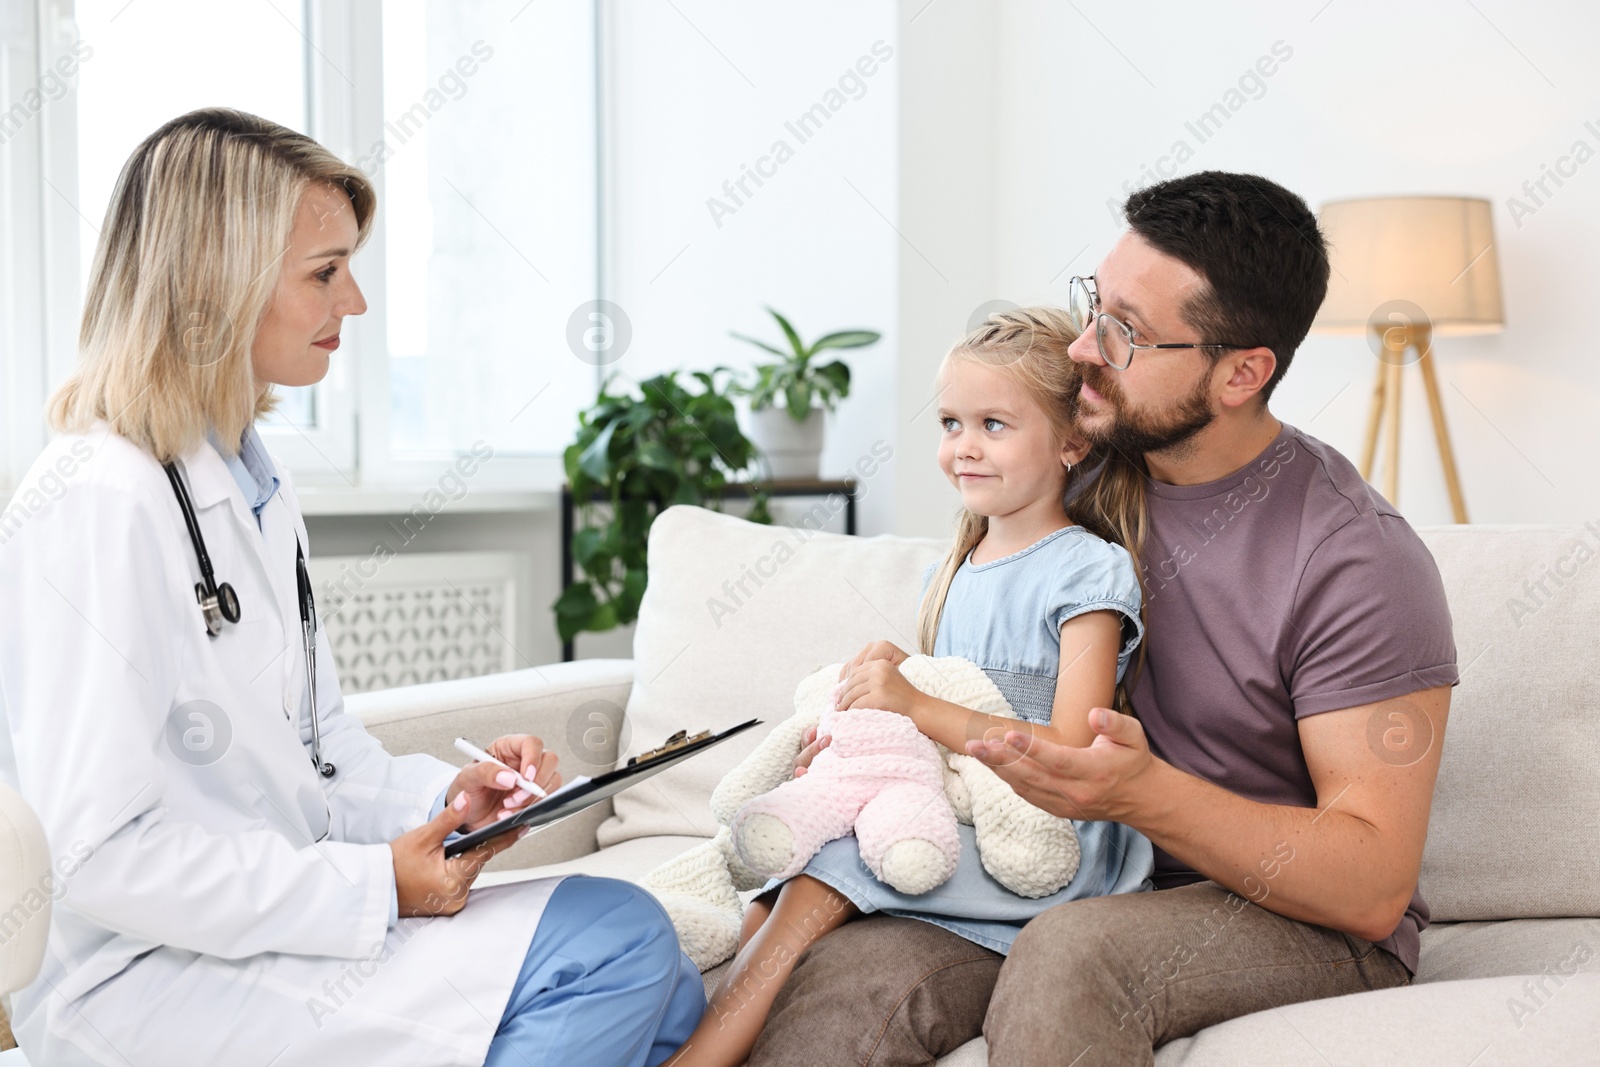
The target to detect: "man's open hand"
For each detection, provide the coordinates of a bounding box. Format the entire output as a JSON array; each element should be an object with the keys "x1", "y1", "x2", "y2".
[{"x1": 965, "y1": 706, "x2": 1160, "y2": 822}]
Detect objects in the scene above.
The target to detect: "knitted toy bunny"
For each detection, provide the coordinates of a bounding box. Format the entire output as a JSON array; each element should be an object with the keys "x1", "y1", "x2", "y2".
[
  {"x1": 642, "y1": 655, "x2": 1081, "y2": 970},
  {"x1": 730, "y1": 680, "x2": 960, "y2": 895}
]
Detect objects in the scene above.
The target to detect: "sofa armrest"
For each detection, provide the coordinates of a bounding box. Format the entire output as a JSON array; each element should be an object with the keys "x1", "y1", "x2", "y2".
[
  {"x1": 347, "y1": 659, "x2": 635, "y2": 870},
  {"x1": 0, "y1": 783, "x2": 50, "y2": 997}
]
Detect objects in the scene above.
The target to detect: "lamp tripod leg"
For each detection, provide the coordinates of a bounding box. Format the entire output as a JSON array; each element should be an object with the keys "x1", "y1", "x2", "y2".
[
  {"x1": 1383, "y1": 360, "x2": 1403, "y2": 505},
  {"x1": 1417, "y1": 347, "x2": 1469, "y2": 524},
  {"x1": 1360, "y1": 363, "x2": 1386, "y2": 482}
]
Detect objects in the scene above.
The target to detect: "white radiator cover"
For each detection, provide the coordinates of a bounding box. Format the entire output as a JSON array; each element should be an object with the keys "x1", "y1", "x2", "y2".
[{"x1": 306, "y1": 551, "x2": 521, "y2": 694}]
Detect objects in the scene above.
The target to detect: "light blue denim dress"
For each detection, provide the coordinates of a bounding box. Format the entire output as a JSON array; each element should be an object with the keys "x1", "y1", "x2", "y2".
[{"x1": 776, "y1": 524, "x2": 1156, "y2": 954}]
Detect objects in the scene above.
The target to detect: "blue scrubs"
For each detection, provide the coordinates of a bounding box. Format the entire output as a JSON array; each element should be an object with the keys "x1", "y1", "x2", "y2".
[{"x1": 485, "y1": 876, "x2": 706, "y2": 1067}]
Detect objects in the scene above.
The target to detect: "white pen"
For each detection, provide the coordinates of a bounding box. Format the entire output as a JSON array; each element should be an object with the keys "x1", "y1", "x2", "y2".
[{"x1": 453, "y1": 737, "x2": 549, "y2": 800}]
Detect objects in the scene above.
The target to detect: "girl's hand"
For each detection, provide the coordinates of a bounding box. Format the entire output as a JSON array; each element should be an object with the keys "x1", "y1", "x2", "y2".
[
  {"x1": 792, "y1": 724, "x2": 831, "y2": 778},
  {"x1": 838, "y1": 640, "x2": 911, "y2": 681},
  {"x1": 446, "y1": 734, "x2": 561, "y2": 833},
  {"x1": 838, "y1": 659, "x2": 923, "y2": 719}
]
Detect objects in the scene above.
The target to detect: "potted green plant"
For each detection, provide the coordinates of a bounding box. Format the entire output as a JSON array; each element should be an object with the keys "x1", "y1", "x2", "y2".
[
  {"x1": 554, "y1": 370, "x2": 770, "y2": 644},
  {"x1": 730, "y1": 308, "x2": 880, "y2": 479}
]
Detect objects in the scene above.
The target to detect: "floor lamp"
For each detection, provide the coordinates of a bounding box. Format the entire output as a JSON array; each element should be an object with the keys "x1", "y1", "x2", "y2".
[{"x1": 1311, "y1": 196, "x2": 1504, "y2": 524}]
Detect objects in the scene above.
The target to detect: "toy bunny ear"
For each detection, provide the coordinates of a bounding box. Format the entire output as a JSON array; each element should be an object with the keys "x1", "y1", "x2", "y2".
[
  {"x1": 708, "y1": 663, "x2": 836, "y2": 826},
  {"x1": 948, "y1": 752, "x2": 1081, "y2": 898},
  {"x1": 640, "y1": 828, "x2": 746, "y2": 970}
]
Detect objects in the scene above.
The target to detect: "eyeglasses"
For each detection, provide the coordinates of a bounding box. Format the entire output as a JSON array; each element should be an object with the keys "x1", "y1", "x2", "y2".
[{"x1": 1067, "y1": 275, "x2": 1256, "y2": 371}]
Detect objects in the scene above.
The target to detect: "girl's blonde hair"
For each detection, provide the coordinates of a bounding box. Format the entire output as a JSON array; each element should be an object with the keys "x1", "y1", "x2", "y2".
[
  {"x1": 49, "y1": 107, "x2": 376, "y2": 461},
  {"x1": 914, "y1": 306, "x2": 1151, "y2": 713}
]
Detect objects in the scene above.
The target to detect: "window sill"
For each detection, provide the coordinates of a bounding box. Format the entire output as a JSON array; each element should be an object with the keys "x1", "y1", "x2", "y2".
[
  {"x1": 295, "y1": 485, "x2": 557, "y2": 516},
  {"x1": 2, "y1": 476, "x2": 562, "y2": 517}
]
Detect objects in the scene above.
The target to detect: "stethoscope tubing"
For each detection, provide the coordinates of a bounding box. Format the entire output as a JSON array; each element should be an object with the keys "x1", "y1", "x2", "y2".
[
  {"x1": 164, "y1": 459, "x2": 335, "y2": 778},
  {"x1": 295, "y1": 543, "x2": 334, "y2": 778}
]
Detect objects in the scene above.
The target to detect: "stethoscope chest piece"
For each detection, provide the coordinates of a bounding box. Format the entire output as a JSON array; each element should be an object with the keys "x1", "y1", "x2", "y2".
[{"x1": 196, "y1": 580, "x2": 242, "y2": 636}]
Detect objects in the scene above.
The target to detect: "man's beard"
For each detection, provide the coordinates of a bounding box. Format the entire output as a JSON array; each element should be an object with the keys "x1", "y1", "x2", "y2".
[{"x1": 1078, "y1": 365, "x2": 1216, "y2": 458}]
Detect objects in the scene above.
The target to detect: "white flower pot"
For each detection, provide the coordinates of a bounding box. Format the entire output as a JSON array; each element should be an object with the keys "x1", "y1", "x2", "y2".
[{"x1": 747, "y1": 405, "x2": 824, "y2": 480}]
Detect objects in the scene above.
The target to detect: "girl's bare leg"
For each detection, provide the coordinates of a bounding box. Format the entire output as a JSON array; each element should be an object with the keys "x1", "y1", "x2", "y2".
[
  {"x1": 665, "y1": 875, "x2": 857, "y2": 1067},
  {"x1": 735, "y1": 889, "x2": 777, "y2": 954},
  {"x1": 700, "y1": 890, "x2": 774, "y2": 1013}
]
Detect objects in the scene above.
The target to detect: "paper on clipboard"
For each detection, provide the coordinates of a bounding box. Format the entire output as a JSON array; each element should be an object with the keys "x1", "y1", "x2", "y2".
[{"x1": 535, "y1": 774, "x2": 592, "y2": 804}]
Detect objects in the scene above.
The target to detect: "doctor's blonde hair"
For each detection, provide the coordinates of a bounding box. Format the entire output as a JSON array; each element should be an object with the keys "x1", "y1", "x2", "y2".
[
  {"x1": 49, "y1": 107, "x2": 375, "y2": 461},
  {"x1": 913, "y1": 307, "x2": 1151, "y2": 714}
]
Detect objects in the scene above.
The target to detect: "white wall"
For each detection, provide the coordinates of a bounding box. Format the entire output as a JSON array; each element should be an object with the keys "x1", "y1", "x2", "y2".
[
  {"x1": 896, "y1": 0, "x2": 1599, "y2": 529},
  {"x1": 890, "y1": 0, "x2": 998, "y2": 541},
  {"x1": 603, "y1": 0, "x2": 901, "y2": 536}
]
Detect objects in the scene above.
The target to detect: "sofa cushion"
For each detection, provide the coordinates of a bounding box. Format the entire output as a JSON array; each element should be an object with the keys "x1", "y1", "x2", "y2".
[
  {"x1": 598, "y1": 505, "x2": 945, "y2": 846},
  {"x1": 1149, "y1": 974, "x2": 1599, "y2": 1065},
  {"x1": 1413, "y1": 525, "x2": 1600, "y2": 922},
  {"x1": 1414, "y1": 917, "x2": 1600, "y2": 984}
]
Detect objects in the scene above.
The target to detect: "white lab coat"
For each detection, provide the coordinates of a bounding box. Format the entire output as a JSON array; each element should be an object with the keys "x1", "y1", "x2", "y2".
[{"x1": 0, "y1": 424, "x2": 562, "y2": 1066}]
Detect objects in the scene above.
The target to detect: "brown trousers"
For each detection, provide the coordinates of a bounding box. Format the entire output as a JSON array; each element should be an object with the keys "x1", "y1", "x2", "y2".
[{"x1": 746, "y1": 880, "x2": 1411, "y2": 1067}]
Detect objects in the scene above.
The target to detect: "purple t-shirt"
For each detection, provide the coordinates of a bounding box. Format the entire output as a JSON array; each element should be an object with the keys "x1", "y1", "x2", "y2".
[{"x1": 1126, "y1": 421, "x2": 1458, "y2": 974}]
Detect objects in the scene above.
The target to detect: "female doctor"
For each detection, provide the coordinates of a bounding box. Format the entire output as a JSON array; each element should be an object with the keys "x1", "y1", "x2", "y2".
[{"x1": 0, "y1": 108, "x2": 703, "y2": 1066}]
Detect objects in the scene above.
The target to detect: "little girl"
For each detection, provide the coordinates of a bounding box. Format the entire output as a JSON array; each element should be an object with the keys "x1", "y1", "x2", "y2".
[{"x1": 667, "y1": 307, "x2": 1155, "y2": 1067}]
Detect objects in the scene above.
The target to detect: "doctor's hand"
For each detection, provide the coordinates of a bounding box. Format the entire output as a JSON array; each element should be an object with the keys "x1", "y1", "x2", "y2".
[
  {"x1": 390, "y1": 794, "x2": 526, "y2": 917},
  {"x1": 447, "y1": 734, "x2": 562, "y2": 834}
]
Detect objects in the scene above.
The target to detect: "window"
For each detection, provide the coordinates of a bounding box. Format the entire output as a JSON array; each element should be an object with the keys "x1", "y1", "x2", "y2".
[
  {"x1": 5, "y1": 0, "x2": 600, "y2": 494},
  {"x1": 73, "y1": 0, "x2": 321, "y2": 433},
  {"x1": 377, "y1": 1, "x2": 599, "y2": 461}
]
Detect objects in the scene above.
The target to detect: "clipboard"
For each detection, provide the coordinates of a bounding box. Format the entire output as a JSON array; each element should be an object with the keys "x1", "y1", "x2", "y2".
[{"x1": 443, "y1": 718, "x2": 762, "y2": 858}]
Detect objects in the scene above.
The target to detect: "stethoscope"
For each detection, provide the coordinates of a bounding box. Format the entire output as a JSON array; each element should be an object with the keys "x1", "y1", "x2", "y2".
[{"x1": 163, "y1": 461, "x2": 336, "y2": 778}]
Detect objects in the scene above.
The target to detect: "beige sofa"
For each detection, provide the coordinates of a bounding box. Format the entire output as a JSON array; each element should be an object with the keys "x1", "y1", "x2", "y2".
[{"x1": 353, "y1": 505, "x2": 1600, "y2": 1064}]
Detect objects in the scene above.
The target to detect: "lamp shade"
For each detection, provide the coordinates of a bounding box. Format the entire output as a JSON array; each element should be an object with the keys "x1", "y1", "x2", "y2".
[{"x1": 1312, "y1": 196, "x2": 1504, "y2": 336}]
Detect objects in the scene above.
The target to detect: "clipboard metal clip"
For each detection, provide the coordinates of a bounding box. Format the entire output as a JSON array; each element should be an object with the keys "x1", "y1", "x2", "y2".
[{"x1": 628, "y1": 728, "x2": 713, "y2": 767}]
